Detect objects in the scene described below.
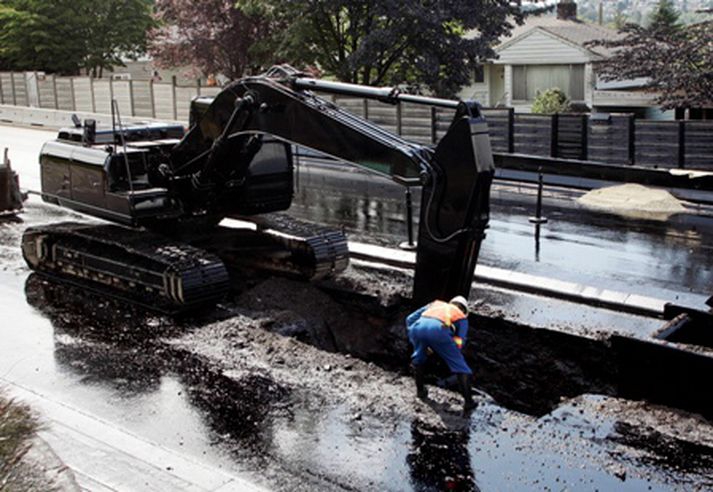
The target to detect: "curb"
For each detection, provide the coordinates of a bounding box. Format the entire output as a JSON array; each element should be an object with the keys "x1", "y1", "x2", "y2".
[{"x1": 24, "y1": 434, "x2": 82, "y2": 492}]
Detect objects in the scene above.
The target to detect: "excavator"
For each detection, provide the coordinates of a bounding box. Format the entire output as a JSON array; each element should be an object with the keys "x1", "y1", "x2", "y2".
[{"x1": 20, "y1": 66, "x2": 494, "y2": 312}]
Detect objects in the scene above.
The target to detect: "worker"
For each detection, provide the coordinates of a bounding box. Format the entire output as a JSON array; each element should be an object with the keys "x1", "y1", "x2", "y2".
[{"x1": 406, "y1": 295, "x2": 475, "y2": 412}]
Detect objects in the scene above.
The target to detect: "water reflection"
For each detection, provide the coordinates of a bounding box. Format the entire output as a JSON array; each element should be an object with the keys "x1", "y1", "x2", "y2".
[
  {"x1": 290, "y1": 165, "x2": 713, "y2": 300},
  {"x1": 407, "y1": 421, "x2": 479, "y2": 491},
  {"x1": 24, "y1": 273, "x2": 165, "y2": 395}
]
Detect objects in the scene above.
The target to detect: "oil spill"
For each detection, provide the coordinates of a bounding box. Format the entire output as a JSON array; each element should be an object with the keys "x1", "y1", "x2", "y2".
[{"x1": 10, "y1": 273, "x2": 713, "y2": 490}]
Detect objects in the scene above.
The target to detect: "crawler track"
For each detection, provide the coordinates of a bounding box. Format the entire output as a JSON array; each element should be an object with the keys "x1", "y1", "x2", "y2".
[
  {"x1": 21, "y1": 217, "x2": 349, "y2": 313},
  {"x1": 22, "y1": 222, "x2": 230, "y2": 313}
]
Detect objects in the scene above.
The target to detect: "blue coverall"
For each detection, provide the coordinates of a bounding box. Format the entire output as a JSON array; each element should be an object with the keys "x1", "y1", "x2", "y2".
[{"x1": 406, "y1": 304, "x2": 472, "y2": 375}]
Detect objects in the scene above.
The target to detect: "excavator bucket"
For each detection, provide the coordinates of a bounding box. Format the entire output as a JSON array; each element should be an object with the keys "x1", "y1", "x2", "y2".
[{"x1": 0, "y1": 148, "x2": 24, "y2": 215}]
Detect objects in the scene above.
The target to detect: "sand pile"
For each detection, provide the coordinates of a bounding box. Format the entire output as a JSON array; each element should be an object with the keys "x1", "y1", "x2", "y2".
[{"x1": 577, "y1": 184, "x2": 686, "y2": 220}]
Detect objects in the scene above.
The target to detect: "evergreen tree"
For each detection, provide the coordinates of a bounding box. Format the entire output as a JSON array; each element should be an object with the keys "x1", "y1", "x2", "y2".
[{"x1": 647, "y1": 0, "x2": 681, "y2": 32}]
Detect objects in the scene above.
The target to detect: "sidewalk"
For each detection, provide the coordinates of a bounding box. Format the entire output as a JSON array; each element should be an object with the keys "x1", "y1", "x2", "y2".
[{"x1": 3, "y1": 381, "x2": 265, "y2": 492}]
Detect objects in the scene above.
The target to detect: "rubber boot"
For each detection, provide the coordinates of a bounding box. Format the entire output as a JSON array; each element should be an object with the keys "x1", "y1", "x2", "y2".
[
  {"x1": 414, "y1": 365, "x2": 428, "y2": 400},
  {"x1": 458, "y1": 373, "x2": 476, "y2": 414}
]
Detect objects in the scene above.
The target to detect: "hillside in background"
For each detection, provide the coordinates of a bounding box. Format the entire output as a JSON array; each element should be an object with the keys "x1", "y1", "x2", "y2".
[{"x1": 575, "y1": 0, "x2": 712, "y2": 26}]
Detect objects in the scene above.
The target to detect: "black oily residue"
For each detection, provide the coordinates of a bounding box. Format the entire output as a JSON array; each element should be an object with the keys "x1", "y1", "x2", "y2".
[
  {"x1": 407, "y1": 422, "x2": 480, "y2": 492},
  {"x1": 173, "y1": 350, "x2": 290, "y2": 443},
  {"x1": 610, "y1": 422, "x2": 713, "y2": 475}
]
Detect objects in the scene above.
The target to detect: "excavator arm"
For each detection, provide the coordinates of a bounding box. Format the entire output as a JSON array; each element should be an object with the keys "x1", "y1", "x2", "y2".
[{"x1": 170, "y1": 67, "x2": 494, "y2": 305}]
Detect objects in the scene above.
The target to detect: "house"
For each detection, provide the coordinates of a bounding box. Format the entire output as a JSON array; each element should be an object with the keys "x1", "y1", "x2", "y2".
[{"x1": 460, "y1": 1, "x2": 671, "y2": 119}]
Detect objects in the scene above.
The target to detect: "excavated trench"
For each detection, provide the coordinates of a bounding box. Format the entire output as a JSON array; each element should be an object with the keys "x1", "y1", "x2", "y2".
[{"x1": 22, "y1": 259, "x2": 701, "y2": 420}]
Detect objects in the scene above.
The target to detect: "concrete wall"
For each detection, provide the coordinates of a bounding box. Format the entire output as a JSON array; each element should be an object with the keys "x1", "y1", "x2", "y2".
[{"x1": 0, "y1": 71, "x2": 221, "y2": 123}]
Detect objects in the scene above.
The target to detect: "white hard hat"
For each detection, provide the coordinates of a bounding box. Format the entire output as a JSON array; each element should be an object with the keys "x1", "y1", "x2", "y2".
[{"x1": 449, "y1": 295, "x2": 469, "y2": 315}]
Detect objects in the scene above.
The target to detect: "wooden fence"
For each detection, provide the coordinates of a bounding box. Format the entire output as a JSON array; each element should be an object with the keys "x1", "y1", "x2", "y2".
[
  {"x1": 2, "y1": 71, "x2": 712, "y2": 170},
  {"x1": 480, "y1": 109, "x2": 713, "y2": 170}
]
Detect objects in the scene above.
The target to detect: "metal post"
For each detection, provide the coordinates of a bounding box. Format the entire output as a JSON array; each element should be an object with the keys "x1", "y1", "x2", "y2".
[
  {"x1": 150, "y1": 79, "x2": 156, "y2": 118},
  {"x1": 528, "y1": 170, "x2": 548, "y2": 224},
  {"x1": 399, "y1": 187, "x2": 417, "y2": 251},
  {"x1": 362, "y1": 97, "x2": 369, "y2": 120},
  {"x1": 0, "y1": 74, "x2": 4, "y2": 104},
  {"x1": 171, "y1": 75, "x2": 178, "y2": 121},
  {"x1": 430, "y1": 106, "x2": 437, "y2": 144},
  {"x1": 129, "y1": 80, "x2": 136, "y2": 116},
  {"x1": 507, "y1": 108, "x2": 515, "y2": 153},
  {"x1": 396, "y1": 103, "x2": 403, "y2": 136},
  {"x1": 678, "y1": 120, "x2": 686, "y2": 169}
]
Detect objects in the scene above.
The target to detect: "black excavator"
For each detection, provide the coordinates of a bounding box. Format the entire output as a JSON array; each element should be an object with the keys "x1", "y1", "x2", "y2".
[{"x1": 21, "y1": 66, "x2": 494, "y2": 312}]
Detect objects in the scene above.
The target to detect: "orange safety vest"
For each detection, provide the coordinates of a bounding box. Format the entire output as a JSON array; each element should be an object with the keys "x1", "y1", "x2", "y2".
[{"x1": 422, "y1": 300, "x2": 466, "y2": 348}]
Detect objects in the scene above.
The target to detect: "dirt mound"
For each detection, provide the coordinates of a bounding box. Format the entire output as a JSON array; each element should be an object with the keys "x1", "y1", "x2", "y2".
[{"x1": 577, "y1": 184, "x2": 686, "y2": 220}]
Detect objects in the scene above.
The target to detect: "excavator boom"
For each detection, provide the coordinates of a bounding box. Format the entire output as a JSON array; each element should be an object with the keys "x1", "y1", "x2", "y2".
[{"x1": 173, "y1": 67, "x2": 494, "y2": 305}]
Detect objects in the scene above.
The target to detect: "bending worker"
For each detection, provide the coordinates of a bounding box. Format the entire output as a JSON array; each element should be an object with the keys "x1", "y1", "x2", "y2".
[{"x1": 406, "y1": 296, "x2": 475, "y2": 412}]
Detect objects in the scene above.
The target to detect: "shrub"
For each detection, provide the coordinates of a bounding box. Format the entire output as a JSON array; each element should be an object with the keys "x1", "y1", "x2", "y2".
[{"x1": 531, "y1": 88, "x2": 570, "y2": 114}]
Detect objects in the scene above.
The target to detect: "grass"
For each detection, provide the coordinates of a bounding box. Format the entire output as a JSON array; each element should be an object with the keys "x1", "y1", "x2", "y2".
[{"x1": 0, "y1": 390, "x2": 43, "y2": 491}]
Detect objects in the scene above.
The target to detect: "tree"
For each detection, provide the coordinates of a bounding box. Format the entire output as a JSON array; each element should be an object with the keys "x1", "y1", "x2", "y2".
[
  {"x1": 0, "y1": 0, "x2": 86, "y2": 73},
  {"x1": 531, "y1": 88, "x2": 570, "y2": 114},
  {"x1": 647, "y1": 0, "x2": 681, "y2": 31},
  {"x1": 267, "y1": 0, "x2": 533, "y2": 97},
  {"x1": 149, "y1": 0, "x2": 279, "y2": 79},
  {"x1": 0, "y1": 0, "x2": 154, "y2": 75},
  {"x1": 82, "y1": 0, "x2": 156, "y2": 77},
  {"x1": 588, "y1": 19, "x2": 713, "y2": 110}
]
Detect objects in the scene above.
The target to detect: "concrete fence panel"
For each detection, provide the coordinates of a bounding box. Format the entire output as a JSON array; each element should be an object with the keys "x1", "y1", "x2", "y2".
[
  {"x1": 175, "y1": 86, "x2": 199, "y2": 122},
  {"x1": 199, "y1": 86, "x2": 221, "y2": 98},
  {"x1": 12, "y1": 73, "x2": 28, "y2": 106},
  {"x1": 37, "y1": 77, "x2": 56, "y2": 109},
  {"x1": 93, "y1": 80, "x2": 112, "y2": 115},
  {"x1": 153, "y1": 82, "x2": 175, "y2": 120},
  {"x1": 112, "y1": 80, "x2": 132, "y2": 117},
  {"x1": 131, "y1": 81, "x2": 154, "y2": 118},
  {"x1": 55, "y1": 78, "x2": 74, "y2": 111},
  {"x1": 72, "y1": 78, "x2": 94, "y2": 112}
]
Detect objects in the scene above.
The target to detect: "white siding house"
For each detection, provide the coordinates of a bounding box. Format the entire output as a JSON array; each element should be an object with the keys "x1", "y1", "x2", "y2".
[{"x1": 460, "y1": 3, "x2": 668, "y2": 118}]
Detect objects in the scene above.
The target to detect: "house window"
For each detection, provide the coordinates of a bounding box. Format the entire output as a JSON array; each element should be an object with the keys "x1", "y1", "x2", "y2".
[
  {"x1": 473, "y1": 64, "x2": 485, "y2": 84},
  {"x1": 512, "y1": 64, "x2": 585, "y2": 101}
]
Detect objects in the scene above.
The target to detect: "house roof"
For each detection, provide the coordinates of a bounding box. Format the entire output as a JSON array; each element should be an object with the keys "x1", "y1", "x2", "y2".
[{"x1": 495, "y1": 14, "x2": 621, "y2": 59}]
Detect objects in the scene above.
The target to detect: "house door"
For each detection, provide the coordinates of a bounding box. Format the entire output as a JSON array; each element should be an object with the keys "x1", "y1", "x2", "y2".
[{"x1": 489, "y1": 66, "x2": 505, "y2": 107}]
